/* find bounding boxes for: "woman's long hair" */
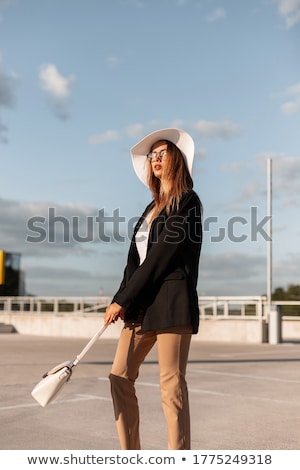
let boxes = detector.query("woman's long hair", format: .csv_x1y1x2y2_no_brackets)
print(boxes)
147,140,193,220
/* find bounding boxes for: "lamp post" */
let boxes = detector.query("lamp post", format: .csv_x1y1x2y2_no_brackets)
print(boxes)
267,158,272,317
267,157,281,343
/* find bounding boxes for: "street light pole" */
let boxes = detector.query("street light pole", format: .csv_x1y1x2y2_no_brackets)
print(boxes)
267,157,272,315
267,157,281,343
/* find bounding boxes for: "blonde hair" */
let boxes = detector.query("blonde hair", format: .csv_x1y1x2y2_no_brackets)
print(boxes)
147,140,193,221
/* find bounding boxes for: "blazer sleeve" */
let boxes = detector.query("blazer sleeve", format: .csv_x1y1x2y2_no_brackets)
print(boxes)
113,191,202,311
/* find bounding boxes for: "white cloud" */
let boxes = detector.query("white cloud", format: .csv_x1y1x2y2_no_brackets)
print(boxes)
89,124,150,145
88,129,120,144
87,118,242,171
194,119,240,140
275,0,300,28
39,64,75,98
205,8,226,23
88,119,240,148
125,123,145,138
89,121,159,145
281,101,300,115
39,64,75,120
280,80,300,115
287,82,300,94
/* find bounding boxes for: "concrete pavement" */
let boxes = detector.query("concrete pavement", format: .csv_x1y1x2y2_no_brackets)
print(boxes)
0,332,300,450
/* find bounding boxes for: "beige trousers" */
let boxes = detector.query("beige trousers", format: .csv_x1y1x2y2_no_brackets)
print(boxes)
109,322,192,450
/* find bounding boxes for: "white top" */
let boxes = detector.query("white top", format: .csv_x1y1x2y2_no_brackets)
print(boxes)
135,210,153,265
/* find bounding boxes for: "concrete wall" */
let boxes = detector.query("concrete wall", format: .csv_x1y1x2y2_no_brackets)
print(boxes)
0,313,272,343
282,317,300,341
197,318,268,343
0,313,123,339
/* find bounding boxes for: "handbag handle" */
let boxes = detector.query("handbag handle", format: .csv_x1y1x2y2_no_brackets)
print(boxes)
72,323,108,367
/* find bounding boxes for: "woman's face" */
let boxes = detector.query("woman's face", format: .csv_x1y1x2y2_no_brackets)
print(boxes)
149,141,168,180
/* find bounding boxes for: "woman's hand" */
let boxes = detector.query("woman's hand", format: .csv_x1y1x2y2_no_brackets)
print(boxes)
104,302,125,325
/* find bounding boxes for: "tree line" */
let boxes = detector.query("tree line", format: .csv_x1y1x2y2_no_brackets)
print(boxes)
271,284,300,316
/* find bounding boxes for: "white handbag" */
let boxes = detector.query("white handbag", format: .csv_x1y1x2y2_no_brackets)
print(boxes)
31,324,107,407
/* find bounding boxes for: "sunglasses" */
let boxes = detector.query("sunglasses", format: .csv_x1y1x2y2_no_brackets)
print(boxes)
146,149,168,162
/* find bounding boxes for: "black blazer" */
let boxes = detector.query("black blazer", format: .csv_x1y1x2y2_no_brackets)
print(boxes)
113,189,202,333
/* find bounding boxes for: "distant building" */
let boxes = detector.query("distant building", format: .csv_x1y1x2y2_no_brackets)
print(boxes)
0,250,23,296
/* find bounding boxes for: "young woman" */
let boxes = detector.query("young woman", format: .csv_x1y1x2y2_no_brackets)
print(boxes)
104,128,202,450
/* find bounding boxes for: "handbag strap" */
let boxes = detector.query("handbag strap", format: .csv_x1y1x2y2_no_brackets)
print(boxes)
72,324,108,367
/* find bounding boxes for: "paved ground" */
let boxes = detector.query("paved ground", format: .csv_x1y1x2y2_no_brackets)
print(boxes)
0,332,300,450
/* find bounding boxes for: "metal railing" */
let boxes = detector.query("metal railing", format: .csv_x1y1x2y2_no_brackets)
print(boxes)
0,296,111,314
198,296,266,319
1,296,300,319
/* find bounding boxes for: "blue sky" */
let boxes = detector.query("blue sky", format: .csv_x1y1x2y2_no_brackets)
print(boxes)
0,0,299,298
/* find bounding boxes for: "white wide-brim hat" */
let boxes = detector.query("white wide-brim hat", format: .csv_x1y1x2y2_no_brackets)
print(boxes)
130,128,195,187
